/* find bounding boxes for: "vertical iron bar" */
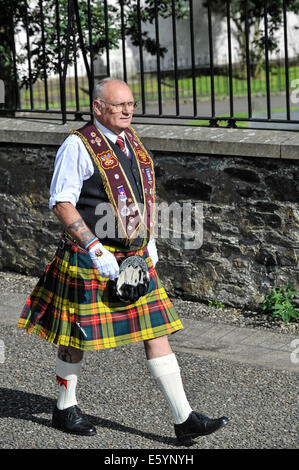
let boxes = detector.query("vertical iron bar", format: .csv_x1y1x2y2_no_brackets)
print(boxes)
189,0,197,117
104,0,110,76
154,0,162,115
207,1,216,122
61,0,75,124
283,0,290,120
226,0,234,118
119,0,127,82
24,0,34,109
244,0,252,118
263,0,271,119
73,0,92,99
39,0,49,110
171,0,179,115
73,20,80,116
87,0,94,112
55,0,65,123
9,3,19,110
137,0,146,114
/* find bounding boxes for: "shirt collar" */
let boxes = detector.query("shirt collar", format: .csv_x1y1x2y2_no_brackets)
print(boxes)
95,119,125,144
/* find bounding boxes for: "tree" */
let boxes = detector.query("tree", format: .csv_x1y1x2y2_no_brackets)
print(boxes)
204,0,299,77
0,0,30,112
0,0,188,113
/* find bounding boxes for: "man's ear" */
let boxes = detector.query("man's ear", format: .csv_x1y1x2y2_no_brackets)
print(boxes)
92,99,103,117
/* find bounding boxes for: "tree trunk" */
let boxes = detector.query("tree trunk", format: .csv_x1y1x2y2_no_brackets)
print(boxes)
0,64,19,117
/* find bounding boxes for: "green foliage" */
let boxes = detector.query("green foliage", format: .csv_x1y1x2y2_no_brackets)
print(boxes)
125,0,188,56
263,282,299,323
0,0,189,90
208,300,225,309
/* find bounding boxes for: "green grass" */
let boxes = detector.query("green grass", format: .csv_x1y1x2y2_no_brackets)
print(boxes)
19,64,299,119
172,65,299,99
128,65,299,101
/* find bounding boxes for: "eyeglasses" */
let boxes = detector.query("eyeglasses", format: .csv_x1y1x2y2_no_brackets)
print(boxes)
98,99,138,113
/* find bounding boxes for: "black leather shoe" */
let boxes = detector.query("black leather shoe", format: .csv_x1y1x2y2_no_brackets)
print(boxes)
52,405,97,436
174,411,229,443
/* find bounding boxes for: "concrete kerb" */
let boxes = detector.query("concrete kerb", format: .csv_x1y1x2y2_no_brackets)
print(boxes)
168,318,299,373
0,118,298,160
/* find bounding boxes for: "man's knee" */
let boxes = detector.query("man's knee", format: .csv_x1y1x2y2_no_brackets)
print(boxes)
58,345,84,363
143,335,172,359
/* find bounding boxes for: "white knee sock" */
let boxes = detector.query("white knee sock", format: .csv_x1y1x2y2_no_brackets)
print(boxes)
147,353,192,424
55,357,82,410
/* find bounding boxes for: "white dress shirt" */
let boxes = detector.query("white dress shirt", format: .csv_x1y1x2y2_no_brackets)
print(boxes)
49,120,130,210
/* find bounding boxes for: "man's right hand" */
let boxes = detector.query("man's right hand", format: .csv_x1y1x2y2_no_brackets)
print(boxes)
88,242,120,280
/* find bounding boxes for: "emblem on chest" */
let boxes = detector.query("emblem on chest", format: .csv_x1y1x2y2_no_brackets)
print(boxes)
97,151,119,170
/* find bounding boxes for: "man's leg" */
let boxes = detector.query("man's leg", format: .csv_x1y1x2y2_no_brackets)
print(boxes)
144,335,228,443
52,345,96,436
144,336,192,425
56,345,83,410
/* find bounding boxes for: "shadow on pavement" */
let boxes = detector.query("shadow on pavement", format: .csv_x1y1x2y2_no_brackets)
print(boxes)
0,388,182,447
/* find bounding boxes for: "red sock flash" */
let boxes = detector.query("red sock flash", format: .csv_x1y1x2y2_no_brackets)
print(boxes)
56,375,68,388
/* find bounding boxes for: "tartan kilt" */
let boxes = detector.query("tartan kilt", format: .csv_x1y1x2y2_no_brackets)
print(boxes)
17,240,183,350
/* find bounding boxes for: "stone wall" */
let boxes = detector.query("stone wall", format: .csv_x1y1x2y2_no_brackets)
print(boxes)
0,119,298,310
154,152,298,309
0,143,60,274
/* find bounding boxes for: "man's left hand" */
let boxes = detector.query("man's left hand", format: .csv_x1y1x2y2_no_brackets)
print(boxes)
147,238,158,267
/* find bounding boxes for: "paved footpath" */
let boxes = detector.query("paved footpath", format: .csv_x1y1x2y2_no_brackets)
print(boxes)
0,292,298,451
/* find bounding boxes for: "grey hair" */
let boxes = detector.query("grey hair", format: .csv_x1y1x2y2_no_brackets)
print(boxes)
92,77,128,101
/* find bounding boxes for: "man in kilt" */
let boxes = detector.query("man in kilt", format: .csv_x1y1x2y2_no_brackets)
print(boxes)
18,78,228,444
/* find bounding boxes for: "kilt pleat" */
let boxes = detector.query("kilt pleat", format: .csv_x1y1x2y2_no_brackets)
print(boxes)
17,241,183,350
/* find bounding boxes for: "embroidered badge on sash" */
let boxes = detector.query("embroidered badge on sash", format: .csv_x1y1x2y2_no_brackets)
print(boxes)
98,151,118,170
145,168,153,184
136,149,151,165
117,185,127,201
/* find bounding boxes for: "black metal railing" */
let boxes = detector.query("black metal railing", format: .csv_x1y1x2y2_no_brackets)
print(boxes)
1,0,299,128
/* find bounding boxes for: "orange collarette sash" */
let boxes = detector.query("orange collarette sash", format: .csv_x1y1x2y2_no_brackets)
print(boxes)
72,123,155,245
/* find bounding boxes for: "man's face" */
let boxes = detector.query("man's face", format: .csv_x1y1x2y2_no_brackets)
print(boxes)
93,81,134,135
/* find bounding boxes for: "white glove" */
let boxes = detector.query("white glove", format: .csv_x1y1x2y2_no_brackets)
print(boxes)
88,242,120,280
147,238,158,267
